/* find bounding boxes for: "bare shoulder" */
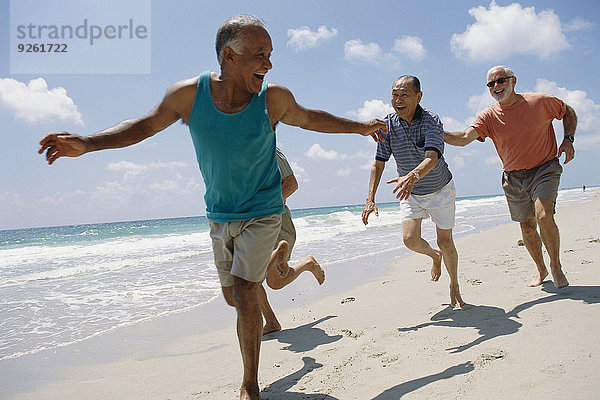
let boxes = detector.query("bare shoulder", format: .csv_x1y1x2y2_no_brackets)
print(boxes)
166,77,198,101
161,76,199,123
267,83,295,103
266,83,299,124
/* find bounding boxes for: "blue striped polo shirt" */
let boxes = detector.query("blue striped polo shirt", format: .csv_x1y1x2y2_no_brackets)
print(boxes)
376,105,452,195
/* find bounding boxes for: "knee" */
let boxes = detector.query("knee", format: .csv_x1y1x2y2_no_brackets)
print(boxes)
520,220,538,238
536,209,555,229
535,199,556,229
437,237,456,254
266,275,284,290
403,234,420,250
232,279,260,310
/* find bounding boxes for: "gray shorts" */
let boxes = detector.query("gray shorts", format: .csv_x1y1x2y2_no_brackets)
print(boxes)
274,205,296,261
209,214,282,287
501,158,562,222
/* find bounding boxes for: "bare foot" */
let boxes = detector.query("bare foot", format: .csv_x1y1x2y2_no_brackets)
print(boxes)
550,266,569,289
527,269,549,287
271,240,290,278
450,282,465,310
240,387,260,400
262,320,281,335
431,249,443,281
306,256,325,285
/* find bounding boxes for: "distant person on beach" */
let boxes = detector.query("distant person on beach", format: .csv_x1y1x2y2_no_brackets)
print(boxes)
444,65,576,290
258,147,324,335
362,75,465,310
38,15,386,400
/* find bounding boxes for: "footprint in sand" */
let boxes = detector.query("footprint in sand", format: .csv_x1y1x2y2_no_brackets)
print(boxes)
542,363,566,375
341,329,363,339
475,349,505,367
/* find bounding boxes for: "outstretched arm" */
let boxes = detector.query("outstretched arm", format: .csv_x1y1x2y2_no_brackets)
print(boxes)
558,104,577,164
444,126,479,147
267,84,387,142
39,79,194,164
362,160,385,225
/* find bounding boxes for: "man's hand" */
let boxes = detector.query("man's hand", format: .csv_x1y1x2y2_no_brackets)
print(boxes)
362,119,387,142
362,200,379,225
558,139,575,164
388,173,418,200
39,132,88,165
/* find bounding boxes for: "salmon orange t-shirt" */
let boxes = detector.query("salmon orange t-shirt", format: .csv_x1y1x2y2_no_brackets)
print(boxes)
471,93,567,171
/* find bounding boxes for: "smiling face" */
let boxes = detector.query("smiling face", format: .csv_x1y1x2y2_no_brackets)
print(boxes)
391,77,422,124
487,67,517,105
229,26,273,94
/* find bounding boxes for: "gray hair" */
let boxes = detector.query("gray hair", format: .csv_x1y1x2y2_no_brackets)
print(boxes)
216,15,266,65
487,65,515,77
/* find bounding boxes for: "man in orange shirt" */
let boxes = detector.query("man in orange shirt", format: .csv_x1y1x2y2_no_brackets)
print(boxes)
444,65,577,290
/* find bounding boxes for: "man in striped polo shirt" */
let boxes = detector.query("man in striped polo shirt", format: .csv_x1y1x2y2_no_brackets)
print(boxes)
362,75,465,309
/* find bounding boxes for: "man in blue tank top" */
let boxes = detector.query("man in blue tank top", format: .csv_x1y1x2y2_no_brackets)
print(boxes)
39,15,386,400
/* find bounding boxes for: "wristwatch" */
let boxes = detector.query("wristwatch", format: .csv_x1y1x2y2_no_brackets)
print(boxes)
565,135,575,143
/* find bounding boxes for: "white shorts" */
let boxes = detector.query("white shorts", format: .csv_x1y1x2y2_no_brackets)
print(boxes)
400,179,456,230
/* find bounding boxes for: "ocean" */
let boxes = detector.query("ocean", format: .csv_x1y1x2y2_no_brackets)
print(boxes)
0,188,593,362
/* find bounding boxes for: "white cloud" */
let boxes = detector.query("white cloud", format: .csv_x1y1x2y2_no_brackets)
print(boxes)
0,78,84,126
344,39,383,63
305,143,348,161
289,161,309,183
150,180,179,191
393,36,426,61
106,160,188,179
40,190,86,206
336,166,352,177
563,17,594,32
344,36,426,66
441,116,472,132
467,88,495,115
0,192,25,208
485,155,502,166
347,99,394,121
576,134,600,148
534,79,600,131
451,1,569,62
287,26,338,50
452,155,466,170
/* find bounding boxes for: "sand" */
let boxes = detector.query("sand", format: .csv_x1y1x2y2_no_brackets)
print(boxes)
5,191,600,400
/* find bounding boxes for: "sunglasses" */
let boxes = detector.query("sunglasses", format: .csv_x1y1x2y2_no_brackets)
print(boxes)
486,76,514,88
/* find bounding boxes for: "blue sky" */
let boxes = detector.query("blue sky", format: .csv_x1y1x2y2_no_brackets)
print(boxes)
1,0,599,229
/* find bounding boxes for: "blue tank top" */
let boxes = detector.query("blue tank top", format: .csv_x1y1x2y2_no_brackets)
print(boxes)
188,71,283,222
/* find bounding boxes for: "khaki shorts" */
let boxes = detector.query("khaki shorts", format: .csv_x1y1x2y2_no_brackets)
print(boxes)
275,205,296,261
501,158,562,222
401,179,456,230
209,214,282,287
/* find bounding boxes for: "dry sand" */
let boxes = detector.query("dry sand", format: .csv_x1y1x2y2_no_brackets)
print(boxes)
7,191,600,400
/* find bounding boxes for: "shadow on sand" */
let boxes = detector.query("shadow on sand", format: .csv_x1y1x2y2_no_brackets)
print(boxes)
261,356,338,399
397,304,521,353
372,361,474,399
509,283,600,317
398,283,600,353
262,315,342,353
261,357,474,400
